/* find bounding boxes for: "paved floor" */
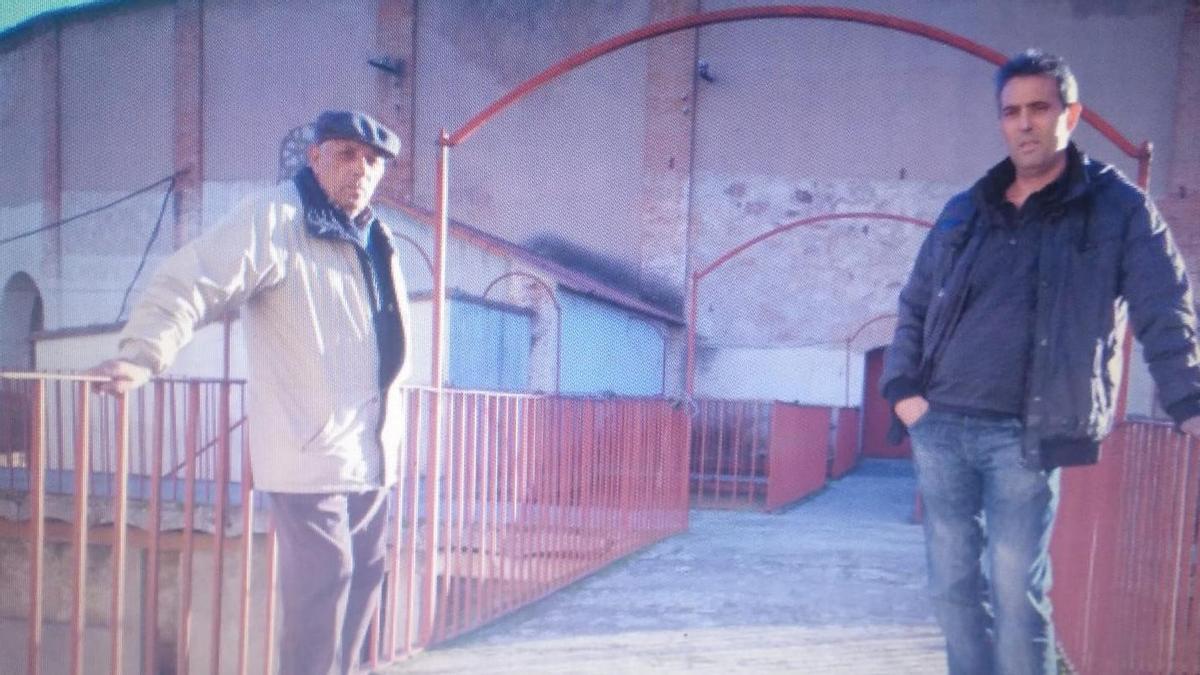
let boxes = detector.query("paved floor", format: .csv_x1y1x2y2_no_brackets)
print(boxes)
383,459,947,674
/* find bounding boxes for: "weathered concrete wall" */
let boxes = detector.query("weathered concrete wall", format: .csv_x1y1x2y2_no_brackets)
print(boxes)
59,4,174,194
411,0,652,268
687,0,1190,404
1,0,1192,409
696,344,865,406
201,0,381,183
692,0,1186,186
0,33,48,207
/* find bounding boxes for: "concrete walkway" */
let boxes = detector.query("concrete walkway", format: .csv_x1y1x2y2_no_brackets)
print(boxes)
384,459,947,674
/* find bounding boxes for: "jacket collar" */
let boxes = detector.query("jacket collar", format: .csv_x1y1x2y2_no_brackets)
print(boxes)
293,167,377,244
973,142,1093,211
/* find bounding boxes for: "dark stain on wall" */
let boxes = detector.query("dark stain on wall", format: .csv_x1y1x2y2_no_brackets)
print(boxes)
525,233,684,313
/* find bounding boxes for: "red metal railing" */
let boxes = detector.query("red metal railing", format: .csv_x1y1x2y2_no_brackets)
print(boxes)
1051,420,1200,674
0,373,688,673
401,391,689,652
1,374,257,675
830,407,861,479
689,399,849,510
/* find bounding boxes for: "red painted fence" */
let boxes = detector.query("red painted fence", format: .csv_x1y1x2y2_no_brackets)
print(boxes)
830,407,861,479
0,373,689,674
689,399,860,510
1052,419,1200,674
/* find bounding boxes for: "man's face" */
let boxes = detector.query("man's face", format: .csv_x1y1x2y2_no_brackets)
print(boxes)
306,138,388,218
998,74,1081,178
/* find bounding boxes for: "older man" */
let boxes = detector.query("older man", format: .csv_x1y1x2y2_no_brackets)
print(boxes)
882,50,1200,674
91,110,412,675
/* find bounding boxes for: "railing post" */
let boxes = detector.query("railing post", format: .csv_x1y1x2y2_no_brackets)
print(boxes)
110,391,131,675
144,382,165,675
69,381,91,675
237,384,255,675
27,379,45,675
209,381,231,675
178,381,200,675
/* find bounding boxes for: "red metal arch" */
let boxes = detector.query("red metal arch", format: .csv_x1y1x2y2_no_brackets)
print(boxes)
445,4,1147,163
841,313,899,407
694,212,933,282
433,5,1154,398
687,212,931,396
481,271,564,393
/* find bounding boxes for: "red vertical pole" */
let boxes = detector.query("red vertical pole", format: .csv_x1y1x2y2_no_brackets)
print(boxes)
554,399,571,582
261,516,278,675
383,390,407,661
110,391,131,675
749,402,763,504
27,379,45,675
143,382,165,675
685,275,698,398
625,402,639,545
383,396,404,659
178,382,200,675
1172,434,1200,672
433,392,458,641
458,394,475,632
401,390,423,654
383,489,400,660
695,400,708,505
533,397,550,594
236,394,255,675
441,389,458,634
628,401,640,544
601,400,613,551
684,276,699,513
421,131,451,646
471,396,488,625
54,382,66,493
765,403,778,511
485,396,500,611
209,382,231,675
1116,142,1153,424
500,396,514,611
713,401,727,506
731,401,744,506
520,397,536,603
1136,141,1152,190
69,380,90,675
579,400,596,567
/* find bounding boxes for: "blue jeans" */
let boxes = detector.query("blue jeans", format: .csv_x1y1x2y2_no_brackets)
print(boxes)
908,410,1060,675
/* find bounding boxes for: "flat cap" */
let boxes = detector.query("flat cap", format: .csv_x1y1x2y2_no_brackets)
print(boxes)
313,110,400,159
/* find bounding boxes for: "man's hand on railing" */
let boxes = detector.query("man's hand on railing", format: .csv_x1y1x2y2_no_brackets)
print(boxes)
1180,415,1200,438
86,359,153,395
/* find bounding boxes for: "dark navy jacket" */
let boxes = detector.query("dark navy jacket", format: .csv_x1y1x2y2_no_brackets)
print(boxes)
881,144,1200,469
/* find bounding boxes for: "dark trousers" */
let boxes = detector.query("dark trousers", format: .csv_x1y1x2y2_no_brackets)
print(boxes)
269,489,389,675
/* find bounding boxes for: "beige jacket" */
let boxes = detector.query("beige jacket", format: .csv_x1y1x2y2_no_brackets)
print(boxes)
118,181,413,492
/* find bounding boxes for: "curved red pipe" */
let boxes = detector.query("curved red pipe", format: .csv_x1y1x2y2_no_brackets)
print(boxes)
696,211,933,281
447,5,1145,160
482,271,564,394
